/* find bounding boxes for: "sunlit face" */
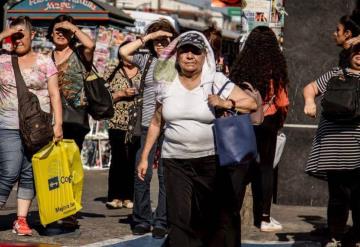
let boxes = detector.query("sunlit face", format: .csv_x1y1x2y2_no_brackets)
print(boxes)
153,37,171,57
177,44,206,75
11,24,34,55
334,23,351,46
52,22,73,47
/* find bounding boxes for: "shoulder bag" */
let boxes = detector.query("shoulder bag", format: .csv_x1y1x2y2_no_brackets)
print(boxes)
321,69,360,122
12,55,53,155
51,51,89,129
125,56,153,143
75,49,114,121
212,81,257,166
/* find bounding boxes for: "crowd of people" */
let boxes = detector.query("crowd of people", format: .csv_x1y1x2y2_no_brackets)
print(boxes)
0,9,359,247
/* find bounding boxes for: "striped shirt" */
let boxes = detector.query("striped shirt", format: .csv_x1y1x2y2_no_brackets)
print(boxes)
305,67,360,179
132,53,158,127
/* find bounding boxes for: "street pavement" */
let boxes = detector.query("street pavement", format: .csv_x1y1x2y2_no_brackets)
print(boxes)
0,170,334,246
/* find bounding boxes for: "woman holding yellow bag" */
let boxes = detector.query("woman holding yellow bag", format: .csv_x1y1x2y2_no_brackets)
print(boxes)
0,16,62,236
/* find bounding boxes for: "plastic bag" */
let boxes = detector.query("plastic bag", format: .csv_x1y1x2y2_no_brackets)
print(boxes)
32,139,83,226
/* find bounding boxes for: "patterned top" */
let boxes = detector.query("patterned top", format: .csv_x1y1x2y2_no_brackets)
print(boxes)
0,51,57,129
103,66,141,130
56,50,87,108
305,67,360,180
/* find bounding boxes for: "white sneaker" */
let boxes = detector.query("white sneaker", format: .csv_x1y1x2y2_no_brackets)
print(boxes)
260,217,283,232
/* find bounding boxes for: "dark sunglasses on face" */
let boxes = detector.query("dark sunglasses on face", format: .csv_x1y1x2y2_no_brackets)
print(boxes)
153,38,170,47
55,27,73,36
177,45,204,55
11,32,24,42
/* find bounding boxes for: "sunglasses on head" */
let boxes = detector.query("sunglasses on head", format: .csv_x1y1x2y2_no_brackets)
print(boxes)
177,45,204,55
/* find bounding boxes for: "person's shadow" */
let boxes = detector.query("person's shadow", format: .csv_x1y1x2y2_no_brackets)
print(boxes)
276,215,328,244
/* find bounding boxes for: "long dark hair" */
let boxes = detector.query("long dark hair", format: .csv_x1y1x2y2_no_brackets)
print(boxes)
229,26,289,98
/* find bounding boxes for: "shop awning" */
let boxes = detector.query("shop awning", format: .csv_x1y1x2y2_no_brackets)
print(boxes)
176,17,207,32
6,0,134,27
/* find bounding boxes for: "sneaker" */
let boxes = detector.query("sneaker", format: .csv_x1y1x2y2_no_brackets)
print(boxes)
123,200,133,209
12,218,32,236
260,217,283,232
132,224,151,235
152,227,167,239
105,199,123,209
325,238,342,247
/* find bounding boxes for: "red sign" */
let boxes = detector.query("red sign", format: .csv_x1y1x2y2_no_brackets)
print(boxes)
211,0,243,7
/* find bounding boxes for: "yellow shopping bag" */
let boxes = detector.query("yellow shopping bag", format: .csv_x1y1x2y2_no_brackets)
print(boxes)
32,139,83,226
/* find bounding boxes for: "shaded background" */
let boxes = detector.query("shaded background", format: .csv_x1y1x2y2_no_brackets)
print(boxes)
277,0,356,206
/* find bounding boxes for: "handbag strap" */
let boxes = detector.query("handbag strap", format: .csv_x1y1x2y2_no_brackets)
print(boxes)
11,55,29,98
212,80,232,96
138,56,153,97
107,62,123,84
120,66,135,88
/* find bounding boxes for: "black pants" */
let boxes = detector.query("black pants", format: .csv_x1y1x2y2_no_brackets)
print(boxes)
108,129,140,201
163,156,218,247
63,123,89,151
250,113,280,225
209,165,249,247
327,169,360,240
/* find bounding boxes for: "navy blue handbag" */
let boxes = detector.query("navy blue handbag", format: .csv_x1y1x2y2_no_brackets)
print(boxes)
212,82,257,166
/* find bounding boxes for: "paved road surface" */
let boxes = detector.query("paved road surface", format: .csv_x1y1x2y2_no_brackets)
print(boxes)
0,170,333,246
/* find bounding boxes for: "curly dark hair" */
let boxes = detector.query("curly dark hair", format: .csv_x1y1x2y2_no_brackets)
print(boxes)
229,26,289,99
145,18,178,56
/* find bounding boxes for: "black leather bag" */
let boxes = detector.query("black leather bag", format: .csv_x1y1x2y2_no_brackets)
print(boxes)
123,56,153,142
61,94,89,129
75,50,114,121
12,55,53,154
322,69,360,122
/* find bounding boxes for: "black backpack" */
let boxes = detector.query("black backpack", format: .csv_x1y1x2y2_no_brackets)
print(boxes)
321,69,360,122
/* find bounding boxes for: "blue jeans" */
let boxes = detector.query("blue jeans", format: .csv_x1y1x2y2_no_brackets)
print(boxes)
0,129,34,204
133,127,167,229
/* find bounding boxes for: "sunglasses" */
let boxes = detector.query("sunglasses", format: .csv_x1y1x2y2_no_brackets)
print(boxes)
153,38,170,47
11,32,24,41
55,27,73,36
177,45,204,55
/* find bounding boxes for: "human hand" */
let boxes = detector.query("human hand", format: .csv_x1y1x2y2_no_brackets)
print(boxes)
53,124,63,142
137,159,148,181
54,21,78,34
304,101,316,118
0,26,22,40
124,88,138,97
344,35,360,49
145,30,173,42
208,94,232,109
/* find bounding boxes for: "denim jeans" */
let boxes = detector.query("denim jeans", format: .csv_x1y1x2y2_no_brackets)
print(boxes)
133,126,167,229
0,129,34,204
